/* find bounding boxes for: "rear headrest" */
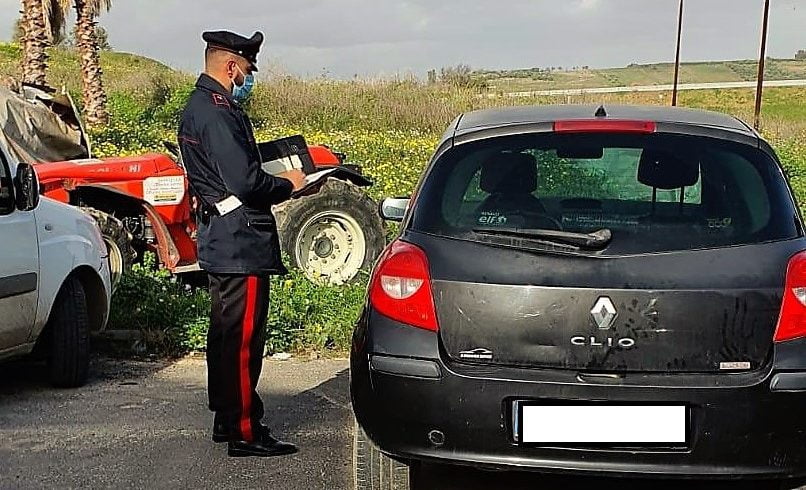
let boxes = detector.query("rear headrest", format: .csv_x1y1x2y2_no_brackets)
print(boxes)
480,152,537,194
637,149,699,190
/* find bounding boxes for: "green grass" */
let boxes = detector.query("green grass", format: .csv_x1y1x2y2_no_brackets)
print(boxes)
109,253,367,356
0,42,179,95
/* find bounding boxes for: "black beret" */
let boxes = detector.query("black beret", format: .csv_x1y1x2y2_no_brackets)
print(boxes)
203,30,263,71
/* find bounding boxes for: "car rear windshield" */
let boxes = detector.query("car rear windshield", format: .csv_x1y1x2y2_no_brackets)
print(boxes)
410,132,800,255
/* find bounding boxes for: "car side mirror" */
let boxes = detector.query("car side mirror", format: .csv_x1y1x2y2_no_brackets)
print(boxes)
380,197,410,222
14,163,40,211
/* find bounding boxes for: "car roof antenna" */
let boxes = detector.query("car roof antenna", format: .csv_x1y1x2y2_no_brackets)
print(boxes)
595,105,607,118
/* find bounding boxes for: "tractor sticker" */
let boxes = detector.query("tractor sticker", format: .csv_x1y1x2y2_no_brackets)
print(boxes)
143,176,185,206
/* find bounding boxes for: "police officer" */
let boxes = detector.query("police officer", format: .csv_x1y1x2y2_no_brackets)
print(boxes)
178,30,304,458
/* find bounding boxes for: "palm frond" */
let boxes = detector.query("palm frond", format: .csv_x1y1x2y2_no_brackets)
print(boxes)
42,0,69,43
86,0,112,17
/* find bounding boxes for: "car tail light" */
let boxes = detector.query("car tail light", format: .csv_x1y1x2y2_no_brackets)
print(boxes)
774,251,806,342
553,120,656,133
369,240,438,331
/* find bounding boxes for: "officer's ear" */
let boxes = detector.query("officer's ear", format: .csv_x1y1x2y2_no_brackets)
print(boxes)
229,59,248,84
225,59,238,80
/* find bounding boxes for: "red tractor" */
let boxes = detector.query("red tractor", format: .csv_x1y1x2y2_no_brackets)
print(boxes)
5,85,385,286
36,144,386,286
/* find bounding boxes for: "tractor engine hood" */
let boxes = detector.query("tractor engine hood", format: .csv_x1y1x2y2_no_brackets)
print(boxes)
35,154,179,184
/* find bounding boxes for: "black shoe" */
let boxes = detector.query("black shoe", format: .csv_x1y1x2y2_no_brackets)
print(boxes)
214,421,272,443
227,434,298,458
212,421,229,443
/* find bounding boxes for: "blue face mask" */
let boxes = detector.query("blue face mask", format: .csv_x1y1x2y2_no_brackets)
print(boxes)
232,66,255,102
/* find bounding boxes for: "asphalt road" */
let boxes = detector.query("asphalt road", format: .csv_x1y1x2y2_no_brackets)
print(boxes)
0,357,352,490
0,356,802,490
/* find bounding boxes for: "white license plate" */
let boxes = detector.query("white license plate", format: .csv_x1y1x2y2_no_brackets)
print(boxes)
517,403,688,446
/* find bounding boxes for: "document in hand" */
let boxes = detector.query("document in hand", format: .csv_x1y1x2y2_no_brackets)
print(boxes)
291,168,339,197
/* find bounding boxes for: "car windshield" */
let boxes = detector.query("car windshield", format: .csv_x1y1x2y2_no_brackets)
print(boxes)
410,132,800,255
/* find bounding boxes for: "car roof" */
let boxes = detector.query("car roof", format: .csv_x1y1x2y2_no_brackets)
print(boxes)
454,104,754,135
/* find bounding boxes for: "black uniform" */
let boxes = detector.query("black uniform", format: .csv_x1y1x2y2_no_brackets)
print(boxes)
178,60,292,441
179,74,291,275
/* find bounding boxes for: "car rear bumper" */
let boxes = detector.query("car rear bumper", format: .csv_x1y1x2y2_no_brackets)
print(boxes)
350,316,806,480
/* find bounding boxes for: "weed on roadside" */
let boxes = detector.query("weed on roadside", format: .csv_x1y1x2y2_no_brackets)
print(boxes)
109,253,368,357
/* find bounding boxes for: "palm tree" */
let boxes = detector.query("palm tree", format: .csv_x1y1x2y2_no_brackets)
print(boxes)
20,0,111,124
19,0,68,86
57,0,111,125
19,0,48,86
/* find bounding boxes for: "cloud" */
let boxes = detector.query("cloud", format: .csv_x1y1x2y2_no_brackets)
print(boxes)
578,0,600,11
0,0,803,78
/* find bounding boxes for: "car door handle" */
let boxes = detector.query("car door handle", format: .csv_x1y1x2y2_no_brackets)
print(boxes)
44,223,53,232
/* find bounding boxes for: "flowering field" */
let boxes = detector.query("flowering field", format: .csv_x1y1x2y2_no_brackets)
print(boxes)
254,125,437,200
92,81,804,356
89,82,806,212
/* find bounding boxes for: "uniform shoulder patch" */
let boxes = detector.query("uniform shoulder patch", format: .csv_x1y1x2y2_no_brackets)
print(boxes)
211,93,231,108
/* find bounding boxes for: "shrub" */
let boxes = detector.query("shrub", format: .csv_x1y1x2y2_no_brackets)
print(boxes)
770,132,806,215
440,64,487,89
267,267,368,355
88,91,174,157
146,77,195,128
108,253,210,355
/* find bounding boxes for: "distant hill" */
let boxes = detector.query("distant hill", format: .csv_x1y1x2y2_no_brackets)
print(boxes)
474,58,806,92
2,43,804,96
0,43,181,94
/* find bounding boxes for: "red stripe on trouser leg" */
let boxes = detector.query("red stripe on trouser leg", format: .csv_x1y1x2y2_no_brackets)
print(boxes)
239,276,258,441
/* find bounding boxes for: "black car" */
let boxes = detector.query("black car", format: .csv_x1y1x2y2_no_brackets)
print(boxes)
350,104,806,489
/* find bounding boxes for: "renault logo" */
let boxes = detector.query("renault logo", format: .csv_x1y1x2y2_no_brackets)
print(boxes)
591,297,617,330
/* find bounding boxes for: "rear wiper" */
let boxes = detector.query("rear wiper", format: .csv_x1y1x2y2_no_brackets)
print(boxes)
472,226,612,250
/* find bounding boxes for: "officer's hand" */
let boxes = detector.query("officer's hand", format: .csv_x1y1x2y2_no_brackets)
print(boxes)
278,169,306,192
291,180,325,199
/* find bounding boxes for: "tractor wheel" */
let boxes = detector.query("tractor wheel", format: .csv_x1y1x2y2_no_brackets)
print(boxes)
275,179,385,285
82,207,136,290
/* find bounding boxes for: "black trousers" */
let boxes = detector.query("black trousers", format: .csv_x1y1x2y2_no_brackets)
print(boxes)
207,274,270,442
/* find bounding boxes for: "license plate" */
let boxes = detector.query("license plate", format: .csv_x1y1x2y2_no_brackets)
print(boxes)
515,402,689,446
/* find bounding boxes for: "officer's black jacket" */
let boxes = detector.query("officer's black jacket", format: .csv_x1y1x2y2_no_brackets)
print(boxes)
178,74,293,275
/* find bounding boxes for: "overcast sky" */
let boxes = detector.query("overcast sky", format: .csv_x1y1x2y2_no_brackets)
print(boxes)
1,0,804,79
